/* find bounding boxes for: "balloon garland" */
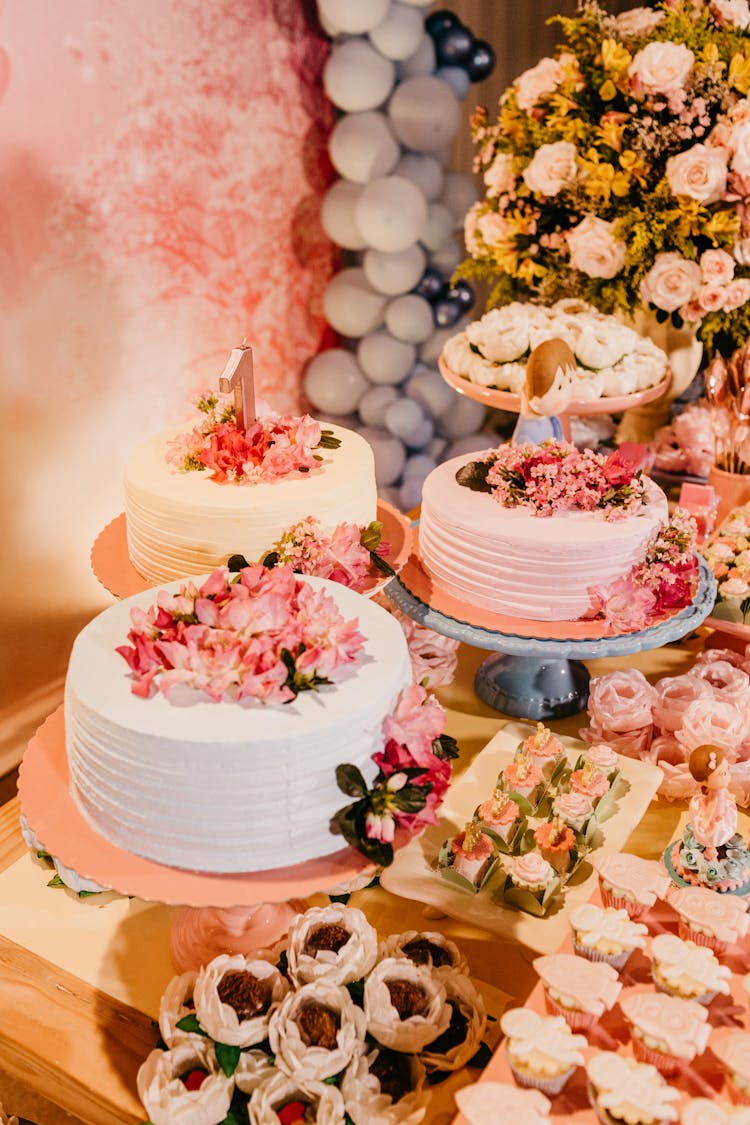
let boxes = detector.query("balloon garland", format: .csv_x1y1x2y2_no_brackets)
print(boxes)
306,3,496,510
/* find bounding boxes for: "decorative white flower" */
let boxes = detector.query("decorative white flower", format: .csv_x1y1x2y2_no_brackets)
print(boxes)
233,1048,275,1096
515,56,565,111
483,152,516,198
575,324,632,369
629,41,694,94
158,970,199,1048
268,980,366,1083
666,143,728,204
566,215,626,280
341,1046,429,1125
248,1070,346,1125
640,252,702,312
465,307,530,363
615,7,666,36
137,1040,233,1125
364,957,450,1053
419,970,487,1072
193,954,290,1048
730,121,750,179
286,903,378,987
442,332,476,376
599,365,638,397
463,203,483,256
523,142,578,197
711,0,750,29
476,209,514,248
378,930,469,975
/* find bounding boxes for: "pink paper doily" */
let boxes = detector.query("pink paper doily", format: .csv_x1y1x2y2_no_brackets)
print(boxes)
18,707,373,907
91,499,412,600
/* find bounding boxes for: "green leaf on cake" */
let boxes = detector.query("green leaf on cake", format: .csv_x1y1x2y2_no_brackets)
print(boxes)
317,429,342,449
215,1041,241,1077
391,783,431,814
336,764,368,798
455,459,493,492
227,554,250,572
360,521,383,553
176,1013,208,1037
47,874,65,888
433,733,459,760
260,551,279,569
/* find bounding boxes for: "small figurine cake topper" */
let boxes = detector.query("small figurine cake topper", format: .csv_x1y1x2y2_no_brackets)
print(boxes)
511,337,577,446
219,342,255,432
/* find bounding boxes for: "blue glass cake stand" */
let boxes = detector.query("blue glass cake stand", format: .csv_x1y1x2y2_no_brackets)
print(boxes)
385,559,716,721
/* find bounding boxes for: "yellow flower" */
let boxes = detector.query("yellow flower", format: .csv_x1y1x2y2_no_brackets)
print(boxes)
703,43,720,66
730,52,750,95
599,38,631,76
619,150,649,187
547,92,579,118
599,79,616,101
705,208,741,240
598,118,624,151
580,152,630,202
517,256,546,285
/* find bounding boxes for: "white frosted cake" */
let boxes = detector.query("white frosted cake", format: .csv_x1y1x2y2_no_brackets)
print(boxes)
125,417,377,584
65,572,412,873
419,447,669,622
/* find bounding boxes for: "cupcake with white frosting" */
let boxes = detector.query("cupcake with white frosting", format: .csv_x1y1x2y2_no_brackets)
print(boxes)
419,970,486,1073
620,992,710,1076
534,953,622,1032
137,1039,234,1125
364,957,450,1053
193,953,290,1048
681,1099,750,1124
569,902,647,971
501,1007,586,1096
268,980,366,1083
378,930,469,975
247,1069,346,1125
711,1029,750,1108
341,1047,428,1125
286,904,378,987
552,791,594,834
651,932,731,1005
586,1051,679,1125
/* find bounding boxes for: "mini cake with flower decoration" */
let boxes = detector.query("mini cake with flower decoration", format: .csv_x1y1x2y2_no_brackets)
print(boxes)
125,360,377,585
569,761,611,802
552,791,594,834
501,750,545,805
63,563,456,874
440,821,496,889
475,788,522,844
534,818,577,874
522,723,565,778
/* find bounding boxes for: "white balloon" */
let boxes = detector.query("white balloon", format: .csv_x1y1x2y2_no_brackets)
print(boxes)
406,364,456,417
396,33,436,79
399,477,424,511
358,384,400,427
318,0,392,36
359,426,407,486
388,76,461,152
403,452,437,481
397,0,432,6
419,202,455,253
321,180,367,250
394,153,444,202
357,329,416,384
386,294,435,343
369,3,424,60
324,40,396,113
447,433,495,458
329,111,400,184
436,66,471,100
384,397,426,440
429,238,463,274
323,268,388,337
303,350,369,415
355,175,428,252
405,414,434,449
437,395,487,439
441,171,480,222
363,243,426,295
419,318,468,363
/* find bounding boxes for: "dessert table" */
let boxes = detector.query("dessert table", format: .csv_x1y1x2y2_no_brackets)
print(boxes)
0,627,739,1124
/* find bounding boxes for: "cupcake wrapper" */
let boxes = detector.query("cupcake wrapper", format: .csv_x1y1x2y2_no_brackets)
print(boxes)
652,973,717,1006
599,886,648,919
631,1035,680,1075
543,988,595,1032
510,1059,575,1096
728,1078,750,1107
573,941,631,971
677,918,728,955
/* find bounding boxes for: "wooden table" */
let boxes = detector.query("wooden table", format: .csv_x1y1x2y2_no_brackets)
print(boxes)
0,635,712,1124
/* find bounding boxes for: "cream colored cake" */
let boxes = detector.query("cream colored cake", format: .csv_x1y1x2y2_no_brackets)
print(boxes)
65,574,412,873
418,453,668,621
125,420,377,584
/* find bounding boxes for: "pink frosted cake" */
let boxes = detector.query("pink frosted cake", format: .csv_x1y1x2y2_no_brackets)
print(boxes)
418,442,668,622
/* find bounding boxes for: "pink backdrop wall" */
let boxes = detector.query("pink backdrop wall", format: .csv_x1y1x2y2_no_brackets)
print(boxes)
0,0,334,725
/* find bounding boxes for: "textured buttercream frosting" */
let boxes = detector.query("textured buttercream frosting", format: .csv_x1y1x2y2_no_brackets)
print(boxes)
65,575,412,873
418,453,668,621
125,421,377,584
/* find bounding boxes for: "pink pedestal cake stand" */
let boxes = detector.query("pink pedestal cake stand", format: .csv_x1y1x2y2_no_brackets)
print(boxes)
18,708,374,972
438,355,671,440
90,499,412,599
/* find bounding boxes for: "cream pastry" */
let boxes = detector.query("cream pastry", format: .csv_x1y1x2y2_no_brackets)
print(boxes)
501,1007,586,1096
586,1051,679,1125
534,953,622,1031
594,854,672,918
620,992,710,1075
552,791,594,833
666,883,750,953
651,932,731,1004
509,853,556,896
569,902,647,970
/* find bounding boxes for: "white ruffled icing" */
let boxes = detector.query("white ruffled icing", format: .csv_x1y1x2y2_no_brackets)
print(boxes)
587,1052,679,1122
247,1070,346,1125
194,954,290,1048
364,957,450,1053
569,903,648,952
500,1007,586,1069
286,904,379,987
269,980,366,1083
651,932,731,995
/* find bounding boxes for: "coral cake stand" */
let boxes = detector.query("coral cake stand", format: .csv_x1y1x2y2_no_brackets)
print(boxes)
387,538,716,719
19,708,374,972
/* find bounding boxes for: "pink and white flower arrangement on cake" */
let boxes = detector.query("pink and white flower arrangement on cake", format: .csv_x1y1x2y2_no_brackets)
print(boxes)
165,389,340,484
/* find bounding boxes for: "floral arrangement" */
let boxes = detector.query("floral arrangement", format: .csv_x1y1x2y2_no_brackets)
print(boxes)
373,593,460,690
117,564,364,703
332,684,458,868
457,439,648,517
704,499,750,619
650,400,714,477
166,390,340,484
587,506,700,631
580,652,750,806
138,904,489,1125
462,0,750,351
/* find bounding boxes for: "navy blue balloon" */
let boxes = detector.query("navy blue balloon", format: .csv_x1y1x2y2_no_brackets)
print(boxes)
447,280,475,311
434,24,473,67
433,296,464,328
467,39,496,82
425,9,460,38
415,267,447,303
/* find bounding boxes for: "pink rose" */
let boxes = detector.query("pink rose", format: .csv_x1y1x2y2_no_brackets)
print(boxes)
648,733,688,768
652,674,713,733
675,698,749,758
588,669,657,731
381,684,446,762
658,760,699,802
729,760,750,806
375,595,459,689
602,444,650,486
587,578,657,634
666,143,728,204
672,405,715,478
566,215,626,280
483,153,516,197
523,141,578,197
477,209,513,247
581,722,653,759
615,7,665,35
700,248,735,286
695,647,749,670
640,253,701,313
515,56,565,111
629,41,694,95
697,284,727,313
723,278,750,309
710,0,750,28
691,661,750,708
